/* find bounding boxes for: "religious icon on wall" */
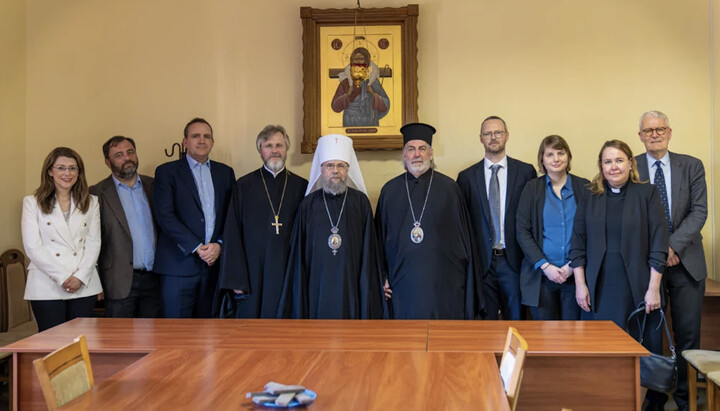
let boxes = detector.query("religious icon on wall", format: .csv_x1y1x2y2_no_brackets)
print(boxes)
300,5,419,152
324,28,399,133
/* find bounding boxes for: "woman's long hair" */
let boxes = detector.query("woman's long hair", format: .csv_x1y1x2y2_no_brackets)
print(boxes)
589,140,640,195
34,147,90,214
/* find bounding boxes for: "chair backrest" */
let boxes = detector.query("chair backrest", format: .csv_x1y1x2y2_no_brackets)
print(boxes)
499,326,528,411
33,335,94,409
0,249,33,332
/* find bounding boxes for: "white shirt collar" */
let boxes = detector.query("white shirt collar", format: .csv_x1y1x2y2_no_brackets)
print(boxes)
484,155,508,170
646,151,670,167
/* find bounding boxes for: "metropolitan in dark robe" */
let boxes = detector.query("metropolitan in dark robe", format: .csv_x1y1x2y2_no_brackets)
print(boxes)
277,133,384,320
217,167,307,318
375,123,479,320
277,188,384,319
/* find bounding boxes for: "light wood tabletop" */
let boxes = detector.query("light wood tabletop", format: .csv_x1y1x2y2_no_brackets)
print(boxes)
60,349,510,411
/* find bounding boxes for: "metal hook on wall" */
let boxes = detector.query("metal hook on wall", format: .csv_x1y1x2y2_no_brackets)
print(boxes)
164,142,185,159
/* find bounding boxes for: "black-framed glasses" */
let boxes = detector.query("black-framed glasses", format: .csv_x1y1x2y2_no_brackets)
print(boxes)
641,127,669,137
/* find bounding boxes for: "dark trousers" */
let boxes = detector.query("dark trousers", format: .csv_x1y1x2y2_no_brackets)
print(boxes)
530,276,580,320
161,270,217,318
663,263,705,409
105,270,163,318
31,296,97,332
483,253,524,320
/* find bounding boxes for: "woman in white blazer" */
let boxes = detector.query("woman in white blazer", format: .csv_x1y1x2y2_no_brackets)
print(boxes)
21,147,103,331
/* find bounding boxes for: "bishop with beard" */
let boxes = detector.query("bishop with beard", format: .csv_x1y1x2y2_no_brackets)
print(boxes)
277,134,384,319
375,123,480,319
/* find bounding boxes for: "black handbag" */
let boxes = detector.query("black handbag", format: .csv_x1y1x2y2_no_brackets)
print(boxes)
626,303,677,392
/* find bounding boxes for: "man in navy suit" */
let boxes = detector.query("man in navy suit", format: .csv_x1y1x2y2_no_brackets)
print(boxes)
635,110,707,411
457,116,535,320
153,118,235,318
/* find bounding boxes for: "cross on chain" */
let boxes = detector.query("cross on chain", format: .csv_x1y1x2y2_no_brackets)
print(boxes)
272,215,283,235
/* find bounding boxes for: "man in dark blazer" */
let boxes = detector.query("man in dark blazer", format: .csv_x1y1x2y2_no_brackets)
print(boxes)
635,110,707,411
153,118,235,318
91,136,162,318
457,116,536,320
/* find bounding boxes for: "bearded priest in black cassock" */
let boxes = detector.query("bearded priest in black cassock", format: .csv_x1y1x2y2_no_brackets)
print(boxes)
277,134,384,319
375,123,481,319
216,125,308,318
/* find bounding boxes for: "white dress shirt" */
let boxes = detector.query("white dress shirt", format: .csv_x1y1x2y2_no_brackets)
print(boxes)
484,155,508,248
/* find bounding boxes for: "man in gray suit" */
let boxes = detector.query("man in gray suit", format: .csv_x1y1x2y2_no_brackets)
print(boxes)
635,110,707,411
90,136,162,318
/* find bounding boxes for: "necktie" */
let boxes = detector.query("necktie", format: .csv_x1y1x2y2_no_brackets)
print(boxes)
654,160,672,232
489,164,502,248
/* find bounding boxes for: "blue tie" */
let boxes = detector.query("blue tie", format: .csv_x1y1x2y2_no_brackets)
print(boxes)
489,164,502,248
654,160,672,232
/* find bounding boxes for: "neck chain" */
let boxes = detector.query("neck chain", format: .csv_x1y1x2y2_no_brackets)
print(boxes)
323,189,348,255
405,169,434,244
260,168,288,235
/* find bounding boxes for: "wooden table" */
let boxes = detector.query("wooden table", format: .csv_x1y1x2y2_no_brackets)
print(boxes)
701,279,720,350
3,318,646,411
60,349,509,410
428,321,646,410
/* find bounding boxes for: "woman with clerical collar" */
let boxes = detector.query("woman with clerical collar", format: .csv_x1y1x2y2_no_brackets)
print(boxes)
569,139,669,408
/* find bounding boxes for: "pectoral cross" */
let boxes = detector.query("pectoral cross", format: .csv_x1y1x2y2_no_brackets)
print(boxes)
272,215,282,235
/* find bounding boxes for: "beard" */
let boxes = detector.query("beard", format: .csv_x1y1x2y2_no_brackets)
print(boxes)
112,160,138,180
264,156,285,173
405,158,431,176
485,142,506,155
321,175,348,195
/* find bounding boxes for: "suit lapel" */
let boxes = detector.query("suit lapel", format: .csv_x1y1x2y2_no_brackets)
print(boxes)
101,177,132,238
474,160,492,222
210,161,222,214
636,155,649,181
505,157,517,213
669,152,682,225
179,159,203,210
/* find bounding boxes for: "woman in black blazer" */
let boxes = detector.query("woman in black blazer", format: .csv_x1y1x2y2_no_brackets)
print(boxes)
569,139,668,408
516,135,589,320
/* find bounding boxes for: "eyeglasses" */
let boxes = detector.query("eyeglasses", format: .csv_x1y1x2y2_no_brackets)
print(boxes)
641,127,669,137
322,162,348,171
53,165,79,173
480,130,507,139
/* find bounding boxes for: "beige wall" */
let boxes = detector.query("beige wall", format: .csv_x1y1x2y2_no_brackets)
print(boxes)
0,0,26,252
6,0,717,275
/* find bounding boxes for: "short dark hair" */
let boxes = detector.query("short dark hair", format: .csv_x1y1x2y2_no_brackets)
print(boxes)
102,136,136,159
537,135,572,174
183,117,213,139
481,116,508,132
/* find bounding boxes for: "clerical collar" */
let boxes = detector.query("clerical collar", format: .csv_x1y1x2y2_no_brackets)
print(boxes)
606,181,627,194
263,165,285,178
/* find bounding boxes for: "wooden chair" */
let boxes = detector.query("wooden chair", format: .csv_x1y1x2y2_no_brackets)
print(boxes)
684,349,720,411
499,326,528,411
706,371,720,411
33,335,94,409
0,249,38,409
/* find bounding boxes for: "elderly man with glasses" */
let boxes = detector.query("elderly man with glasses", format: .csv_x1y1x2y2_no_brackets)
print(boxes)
634,110,708,411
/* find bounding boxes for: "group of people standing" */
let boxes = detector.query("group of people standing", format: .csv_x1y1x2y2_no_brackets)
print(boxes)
21,111,706,410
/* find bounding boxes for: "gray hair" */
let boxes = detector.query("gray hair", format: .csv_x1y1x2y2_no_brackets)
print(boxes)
256,125,291,152
639,111,670,131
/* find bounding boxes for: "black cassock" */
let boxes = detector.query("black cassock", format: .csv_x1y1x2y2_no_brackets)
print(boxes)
277,188,384,319
375,170,479,319
217,168,308,318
